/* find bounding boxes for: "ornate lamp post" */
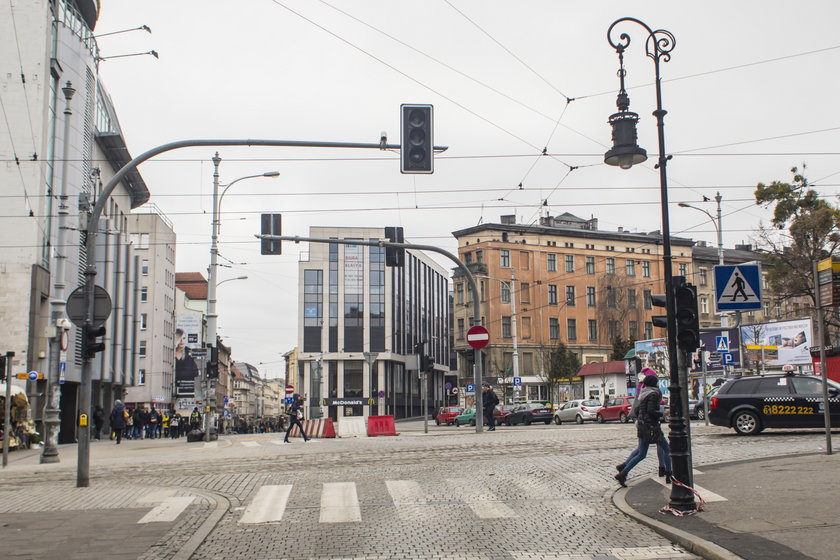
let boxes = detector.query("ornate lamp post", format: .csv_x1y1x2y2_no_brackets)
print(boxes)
605,17,695,512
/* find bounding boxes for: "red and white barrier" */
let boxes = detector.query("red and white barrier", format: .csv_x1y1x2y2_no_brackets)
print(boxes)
288,418,336,438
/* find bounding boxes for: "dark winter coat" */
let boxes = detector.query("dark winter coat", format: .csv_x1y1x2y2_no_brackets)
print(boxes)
632,386,663,439
110,404,126,429
482,388,499,412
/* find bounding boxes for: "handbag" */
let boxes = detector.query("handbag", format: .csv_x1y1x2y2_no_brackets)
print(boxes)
641,422,662,444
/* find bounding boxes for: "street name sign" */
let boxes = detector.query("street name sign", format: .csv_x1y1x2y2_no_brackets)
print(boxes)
714,264,762,311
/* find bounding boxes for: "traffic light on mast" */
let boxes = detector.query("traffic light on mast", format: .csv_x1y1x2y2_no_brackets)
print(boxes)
384,226,405,267
649,292,669,330
673,276,701,352
400,104,433,174
82,324,106,360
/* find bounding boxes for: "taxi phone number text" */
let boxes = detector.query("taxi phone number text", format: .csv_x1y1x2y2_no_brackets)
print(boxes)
762,405,814,415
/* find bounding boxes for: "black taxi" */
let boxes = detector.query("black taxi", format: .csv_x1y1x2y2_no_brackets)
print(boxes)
708,373,840,435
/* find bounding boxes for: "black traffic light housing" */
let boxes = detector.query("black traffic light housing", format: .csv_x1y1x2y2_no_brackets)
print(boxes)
0,354,5,382
649,292,669,329
260,213,282,255
206,345,219,379
82,324,106,359
401,104,433,174
673,276,700,352
420,354,433,372
384,226,405,267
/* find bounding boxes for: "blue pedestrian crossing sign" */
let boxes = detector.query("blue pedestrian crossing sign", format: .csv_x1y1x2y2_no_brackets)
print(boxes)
715,336,729,352
714,264,762,311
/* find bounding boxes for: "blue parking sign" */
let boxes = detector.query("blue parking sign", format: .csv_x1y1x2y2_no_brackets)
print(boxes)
513,377,522,386
466,383,475,394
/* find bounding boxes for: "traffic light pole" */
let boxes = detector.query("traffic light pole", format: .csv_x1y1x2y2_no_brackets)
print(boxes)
2,352,14,468
259,234,485,433
76,137,448,486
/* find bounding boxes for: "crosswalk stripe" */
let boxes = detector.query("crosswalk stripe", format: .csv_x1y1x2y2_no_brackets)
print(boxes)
267,440,285,446
188,441,218,450
320,482,361,523
240,441,260,447
137,496,194,523
385,480,427,520
240,485,292,524
447,478,517,519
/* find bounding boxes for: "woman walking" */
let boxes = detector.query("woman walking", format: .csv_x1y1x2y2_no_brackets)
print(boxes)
615,373,671,487
283,394,309,443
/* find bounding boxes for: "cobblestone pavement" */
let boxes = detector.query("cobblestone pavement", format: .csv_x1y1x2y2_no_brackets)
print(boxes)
0,422,833,559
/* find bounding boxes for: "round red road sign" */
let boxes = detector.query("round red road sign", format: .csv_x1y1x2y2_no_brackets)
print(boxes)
285,385,295,394
466,325,490,349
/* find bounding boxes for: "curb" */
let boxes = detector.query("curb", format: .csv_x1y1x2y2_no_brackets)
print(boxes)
611,483,743,560
171,488,231,560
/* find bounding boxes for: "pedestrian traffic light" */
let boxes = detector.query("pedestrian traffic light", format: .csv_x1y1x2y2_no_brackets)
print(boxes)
82,324,106,359
260,213,282,255
420,354,433,372
384,226,405,267
400,104,433,174
649,292,669,329
673,277,700,352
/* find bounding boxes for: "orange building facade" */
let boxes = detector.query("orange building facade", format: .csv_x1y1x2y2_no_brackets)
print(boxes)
451,213,694,403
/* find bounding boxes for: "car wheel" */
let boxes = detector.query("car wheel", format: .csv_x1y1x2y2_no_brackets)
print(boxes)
697,408,705,420
596,414,605,424
575,414,584,424
525,419,532,426
619,412,628,423
543,419,551,425
553,416,562,425
455,419,460,427
435,419,440,426
733,410,761,435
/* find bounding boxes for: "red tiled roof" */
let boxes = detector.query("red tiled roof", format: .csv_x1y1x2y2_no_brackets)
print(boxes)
578,360,626,377
176,272,207,300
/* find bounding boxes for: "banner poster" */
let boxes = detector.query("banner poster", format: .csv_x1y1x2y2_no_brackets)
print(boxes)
690,328,742,373
634,338,670,396
740,318,813,367
175,315,203,397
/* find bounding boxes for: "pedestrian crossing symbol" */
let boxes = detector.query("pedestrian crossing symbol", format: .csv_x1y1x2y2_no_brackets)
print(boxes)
716,336,729,352
714,264,762,311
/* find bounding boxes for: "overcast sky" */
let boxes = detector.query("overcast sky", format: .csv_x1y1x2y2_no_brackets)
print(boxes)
95,1,840,378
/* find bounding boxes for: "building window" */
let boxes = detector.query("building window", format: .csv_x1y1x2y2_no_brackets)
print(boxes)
480,281,486,302
141,259,149,275
502,316,512,338
520,251,530,270
140,286,148,302
678,262,687,276
700,268,708,286
475,250,483,263
565,285,575,306
701,296,709,314
456,283,464,305
586,286,596,307
549,318,559,340
548,285,558,305
588,319,598,342
521,316,531,339
565,255,575,273
628,289,637,308
608,320,618,341
501,249,510,268
501,283,511,303
644,289,652,310
464,252,472,264
645,321,653,339
567,319,577,340
520,283,530,303
547,254,557,272
607,286,616,308
606,258,615,275
140,313,148,330
139,340,147,357
626,259,636,276
138,369,145,385
586,256,595,274
629,321,639,340
642,261,651,278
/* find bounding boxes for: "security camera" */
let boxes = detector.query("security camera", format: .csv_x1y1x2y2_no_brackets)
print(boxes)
56,318,72,330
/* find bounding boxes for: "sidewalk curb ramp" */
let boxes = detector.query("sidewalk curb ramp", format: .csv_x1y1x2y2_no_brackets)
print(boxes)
610,479,743,560
288,418,336,438
367,415,399,436
171,487,230,560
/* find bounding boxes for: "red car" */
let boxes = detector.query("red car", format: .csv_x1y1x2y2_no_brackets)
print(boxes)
596,396,635,423
493,404,515,424
435,406,463,426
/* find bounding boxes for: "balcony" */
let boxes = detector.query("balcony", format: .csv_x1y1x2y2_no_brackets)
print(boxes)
452,261,488,279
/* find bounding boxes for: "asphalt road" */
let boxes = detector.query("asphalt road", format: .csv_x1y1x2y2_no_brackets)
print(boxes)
0,419,833,560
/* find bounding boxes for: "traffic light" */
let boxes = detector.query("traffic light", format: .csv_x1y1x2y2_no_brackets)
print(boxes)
401,104,433,174
384,226,405,267
0,355,5,382
673,277,700,352
649,292,669,329
82,324,106,359
260,213,282,255
420,354,433,372
206,345,219,379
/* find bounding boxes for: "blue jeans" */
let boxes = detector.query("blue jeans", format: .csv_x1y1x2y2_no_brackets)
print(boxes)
621,430,672,475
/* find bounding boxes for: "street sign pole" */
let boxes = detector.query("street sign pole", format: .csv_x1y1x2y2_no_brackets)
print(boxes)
2,352,14,468
813,260,833,455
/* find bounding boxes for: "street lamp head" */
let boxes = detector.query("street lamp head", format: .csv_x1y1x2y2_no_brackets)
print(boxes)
262,171,280,177
604,93,647,169
678,202,691,208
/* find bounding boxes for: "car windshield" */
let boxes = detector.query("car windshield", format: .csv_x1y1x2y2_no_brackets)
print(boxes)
500,405,515,411
582,400,601,407
527,403,545,410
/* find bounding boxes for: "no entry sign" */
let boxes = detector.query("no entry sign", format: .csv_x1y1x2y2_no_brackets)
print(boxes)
285,385,295,394
466,325,490,349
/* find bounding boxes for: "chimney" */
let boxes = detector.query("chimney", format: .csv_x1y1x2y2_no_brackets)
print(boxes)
735,244,752,251
617,226,624,232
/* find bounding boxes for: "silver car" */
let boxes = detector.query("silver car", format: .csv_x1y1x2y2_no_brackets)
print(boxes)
553,399,603,424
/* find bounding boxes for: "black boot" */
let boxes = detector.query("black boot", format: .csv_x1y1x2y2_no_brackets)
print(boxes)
659,466,666,477
616,463,625,472
614,472,627,487
665,472,672,484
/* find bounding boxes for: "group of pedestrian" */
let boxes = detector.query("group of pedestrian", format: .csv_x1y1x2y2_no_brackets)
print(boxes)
106,401,188,443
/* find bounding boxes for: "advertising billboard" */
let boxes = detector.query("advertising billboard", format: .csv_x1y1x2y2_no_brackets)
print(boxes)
690,328,742,373
175,314,203,397
740,318,813,367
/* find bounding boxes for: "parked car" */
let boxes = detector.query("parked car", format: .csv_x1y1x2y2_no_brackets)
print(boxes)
596,396,634,423
435,406,463,426
493,404,516,424
454,408,476,427
664,398,703,420
709,373,840,435
504,403,553,425
553,399,603,424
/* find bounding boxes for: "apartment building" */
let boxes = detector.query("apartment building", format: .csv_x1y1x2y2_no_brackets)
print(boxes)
451,213,694,401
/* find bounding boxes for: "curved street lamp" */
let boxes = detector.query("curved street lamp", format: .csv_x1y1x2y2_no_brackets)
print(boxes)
604,17,696,513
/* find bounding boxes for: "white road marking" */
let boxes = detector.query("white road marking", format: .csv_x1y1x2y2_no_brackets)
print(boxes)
447,478,517,519
188,441,218,450
652,477,727,502
385,480,427,520
240,440,260,447
137,496,194,523
136,489,176,504
320,482,361,523
239,485,293,524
